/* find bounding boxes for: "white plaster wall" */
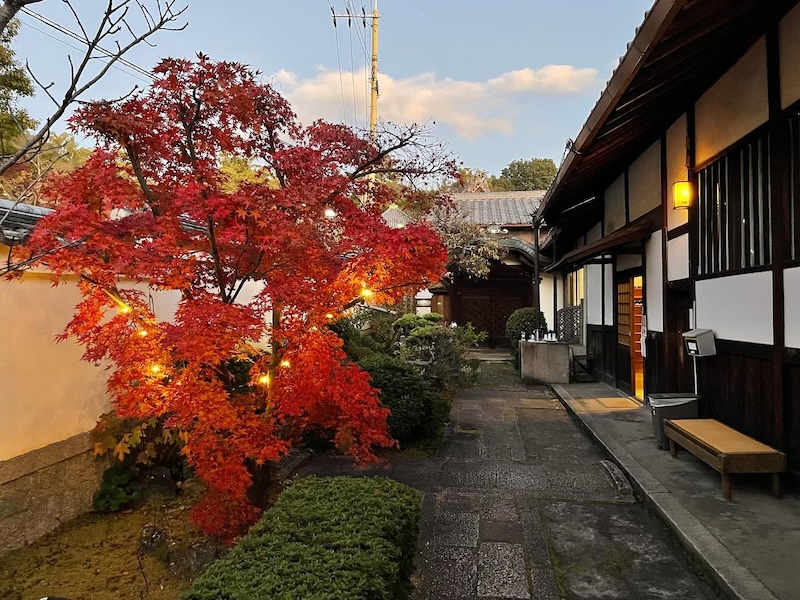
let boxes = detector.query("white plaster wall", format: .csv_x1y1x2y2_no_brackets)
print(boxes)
784,267,800,348
666,114,689,230
586,264,603,325
780,3,800,109
604,174,626,235
539,274,556,332
695,37,768,166
645,231,664,332
667,234,690,281
129,283,181,322
604,262,614,325
628,141,661,222
695,271,773,344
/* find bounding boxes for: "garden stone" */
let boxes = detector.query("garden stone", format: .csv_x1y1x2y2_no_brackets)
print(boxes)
139,524,168,552
176,476,206,496
167,540,219,575
138,466,177,498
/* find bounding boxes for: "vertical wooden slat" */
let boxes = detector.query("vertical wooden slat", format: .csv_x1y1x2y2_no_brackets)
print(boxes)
728,152,742,269
720,158,729,271
767,17,786,451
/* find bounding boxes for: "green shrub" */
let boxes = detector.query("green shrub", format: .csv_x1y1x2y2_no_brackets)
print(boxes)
422,312,444,323
182,476,421,600
328,318,380,361
93,464,141,512
505,307,547,359
401,321,485,387
358,354,434,440
391,312,431,337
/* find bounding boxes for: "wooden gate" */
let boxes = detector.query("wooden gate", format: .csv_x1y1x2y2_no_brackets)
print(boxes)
450,264,533,348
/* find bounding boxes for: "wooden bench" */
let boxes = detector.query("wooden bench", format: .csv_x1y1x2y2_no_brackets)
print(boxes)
664,419,786,500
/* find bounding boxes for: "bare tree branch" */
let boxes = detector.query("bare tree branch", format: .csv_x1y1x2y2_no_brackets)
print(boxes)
0,0,187,177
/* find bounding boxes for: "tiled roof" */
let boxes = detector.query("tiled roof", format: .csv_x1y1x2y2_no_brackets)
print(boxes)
381,204,414,229
0,198,52,245
451,191,544,226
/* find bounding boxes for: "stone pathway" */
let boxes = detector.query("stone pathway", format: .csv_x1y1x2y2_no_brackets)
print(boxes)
296,359,720,600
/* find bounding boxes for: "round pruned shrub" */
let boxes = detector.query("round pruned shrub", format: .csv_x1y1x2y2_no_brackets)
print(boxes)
328,318,380,361
506,307,547,358
358,354,435,441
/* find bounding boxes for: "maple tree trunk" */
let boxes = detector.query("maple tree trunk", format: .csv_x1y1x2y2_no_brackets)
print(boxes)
0,1,41,38
245,459,276,509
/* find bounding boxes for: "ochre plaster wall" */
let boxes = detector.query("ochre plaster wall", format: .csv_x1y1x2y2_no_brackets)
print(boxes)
666,114,689,231
780,2,800,109
628,140,661,222
695,37,768,167
604,174,626,235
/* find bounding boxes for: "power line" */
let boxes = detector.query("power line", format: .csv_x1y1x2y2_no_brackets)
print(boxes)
331,1,377,131
19,19,152,85
20,7,155,80
346,7,358,127
329,4,350,125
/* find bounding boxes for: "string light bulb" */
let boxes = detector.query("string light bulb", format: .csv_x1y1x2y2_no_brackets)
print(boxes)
257,374,270,385
280,359,291,368
137,329,148,337
118,304,131,315
360,286,374,299
150,364,162,374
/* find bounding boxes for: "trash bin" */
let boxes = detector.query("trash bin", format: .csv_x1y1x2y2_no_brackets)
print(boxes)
649,393,700,449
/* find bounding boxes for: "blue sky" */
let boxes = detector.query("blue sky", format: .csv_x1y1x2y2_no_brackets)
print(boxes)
13,0,653,176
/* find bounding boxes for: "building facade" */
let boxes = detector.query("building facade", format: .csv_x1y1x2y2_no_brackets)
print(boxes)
539,0,800,475
426,191,560,347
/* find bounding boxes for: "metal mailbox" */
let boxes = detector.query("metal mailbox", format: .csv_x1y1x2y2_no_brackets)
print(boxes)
682,328,716,357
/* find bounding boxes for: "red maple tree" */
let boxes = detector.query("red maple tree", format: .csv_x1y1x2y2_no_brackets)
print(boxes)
21,55,453,538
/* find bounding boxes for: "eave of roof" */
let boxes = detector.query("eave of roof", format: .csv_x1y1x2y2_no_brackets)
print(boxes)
451,191,544,226
539,0,798,228
0,198,53,245
544,222,650,272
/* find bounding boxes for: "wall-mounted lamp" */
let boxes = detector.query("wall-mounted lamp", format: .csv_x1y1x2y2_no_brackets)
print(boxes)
672,180,692,210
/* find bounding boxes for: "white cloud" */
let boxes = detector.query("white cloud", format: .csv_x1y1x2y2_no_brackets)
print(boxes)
269,65,598,140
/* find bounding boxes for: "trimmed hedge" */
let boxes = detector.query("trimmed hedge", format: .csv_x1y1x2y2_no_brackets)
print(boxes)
181,476,421,600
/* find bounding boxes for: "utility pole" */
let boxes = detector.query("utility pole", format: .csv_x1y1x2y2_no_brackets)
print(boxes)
369,0,379,141
331,1,380,141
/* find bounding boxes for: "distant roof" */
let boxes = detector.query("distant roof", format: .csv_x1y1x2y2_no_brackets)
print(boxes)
451,191,543,226
381,204,414,229
0,199,52,246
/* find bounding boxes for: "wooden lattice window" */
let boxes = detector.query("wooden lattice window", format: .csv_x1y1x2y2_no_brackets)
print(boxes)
697,131,771,275
617,281,631,346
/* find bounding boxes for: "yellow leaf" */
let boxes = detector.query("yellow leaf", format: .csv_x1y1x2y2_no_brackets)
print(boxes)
114,442,131,462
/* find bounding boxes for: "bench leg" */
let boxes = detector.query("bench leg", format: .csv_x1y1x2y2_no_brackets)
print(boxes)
668,438,677,458
772,473,782,498
721,473,732,500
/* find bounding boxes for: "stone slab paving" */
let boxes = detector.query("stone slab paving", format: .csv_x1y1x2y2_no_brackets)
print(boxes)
297,359,720,599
